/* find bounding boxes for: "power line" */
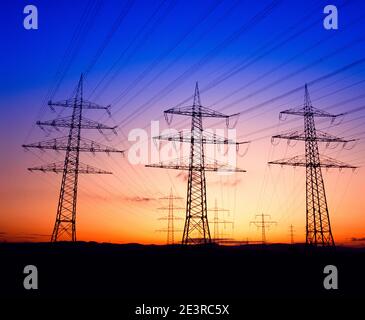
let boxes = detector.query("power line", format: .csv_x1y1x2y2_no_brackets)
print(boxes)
23,0,102,144
114,0,282,128
89,0,174,100
83,0,136,78
109,0,225,108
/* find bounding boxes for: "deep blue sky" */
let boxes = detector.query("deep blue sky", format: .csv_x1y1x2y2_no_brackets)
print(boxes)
2,0,365,106
2,0,365,161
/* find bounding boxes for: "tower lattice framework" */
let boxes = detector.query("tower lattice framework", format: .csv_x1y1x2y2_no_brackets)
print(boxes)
157,188,184,244
208,199,232,243
147,83,247,244
269,84,356,246
23,75,124,242
250,214,276,244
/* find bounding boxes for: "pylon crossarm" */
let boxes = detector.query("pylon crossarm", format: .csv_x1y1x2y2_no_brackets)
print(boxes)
318,155,357,169
272,130,356,143
158,196,183,200
37,116,117,131
164,105,235,118
146,159,246,172
28,161,112,174
269,154,357,169
48,99,111,114
280,106,339,118
154,130,248,145
23,136,124,154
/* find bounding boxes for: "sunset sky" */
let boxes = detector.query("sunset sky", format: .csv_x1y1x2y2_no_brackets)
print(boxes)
1,0,365,245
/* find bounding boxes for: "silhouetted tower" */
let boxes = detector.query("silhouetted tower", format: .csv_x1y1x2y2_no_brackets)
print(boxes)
23,75,124,242
157,188,184,244
208,199,233,243
146,83,247,244
250,214,277,244
269,84,356,246
289,224,295,244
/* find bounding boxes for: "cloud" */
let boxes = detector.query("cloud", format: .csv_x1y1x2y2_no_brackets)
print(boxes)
351,237,365,242
13,233,49,239
81,193,157,203
0,231,7,238
176,174,241,187
0,232,49,241
176,172,188,182
123,196,156,203
13,235,39,240
213,178,242,187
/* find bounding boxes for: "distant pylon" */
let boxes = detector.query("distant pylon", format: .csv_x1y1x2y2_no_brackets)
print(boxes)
157,188,184,244
289,224,295,244
146,83,247,245
208,199,233,243
250,214,277,244
269,84,357,247
23,75,124,242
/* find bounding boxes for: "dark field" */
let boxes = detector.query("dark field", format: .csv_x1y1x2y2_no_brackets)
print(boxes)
0,242,364,301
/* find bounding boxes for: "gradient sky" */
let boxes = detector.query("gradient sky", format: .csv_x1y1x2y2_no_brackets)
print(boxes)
1,0,365,245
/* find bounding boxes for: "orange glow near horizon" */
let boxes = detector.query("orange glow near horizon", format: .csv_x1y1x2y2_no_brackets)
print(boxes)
1,110,364,246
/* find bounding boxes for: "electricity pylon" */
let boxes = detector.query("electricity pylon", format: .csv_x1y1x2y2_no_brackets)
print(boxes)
23,75,124,242
146,83,247,245
250,214,277,244
156,188,184,244
208,199,233,243
289,224,295,244
269,84,357,246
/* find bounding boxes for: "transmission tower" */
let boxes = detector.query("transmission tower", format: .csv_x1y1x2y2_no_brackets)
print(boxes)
156,188,184,244
289,224,295,245
268,84,357,246
23,75,124,242
250,214,277,244
146,83,247,245
208,199,233,243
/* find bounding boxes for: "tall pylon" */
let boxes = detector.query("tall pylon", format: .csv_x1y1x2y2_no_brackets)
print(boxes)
23,75,124,242
208,199,233,243
157,188,184,244
269,84,357,246
289,224,295,245
250,214,277,244
146,83,247,245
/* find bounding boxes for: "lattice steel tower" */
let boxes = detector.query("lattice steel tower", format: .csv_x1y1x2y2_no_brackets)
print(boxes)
146,83,247,244
157,188,184,244
289,224,295,245
250,214,277,244
208,199,232,243
23,75,124,242
269,84,356,246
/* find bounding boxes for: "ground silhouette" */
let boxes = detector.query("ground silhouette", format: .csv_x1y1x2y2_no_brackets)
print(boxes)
0,242,364,300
